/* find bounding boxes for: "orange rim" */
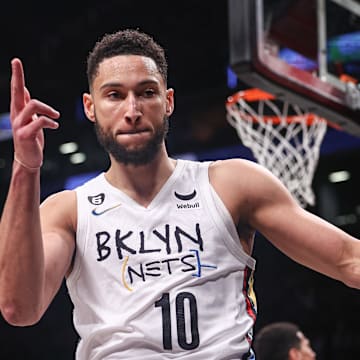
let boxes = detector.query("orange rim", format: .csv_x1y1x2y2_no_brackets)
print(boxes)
226,88,275,104
237,113,326,126
226,88,342,130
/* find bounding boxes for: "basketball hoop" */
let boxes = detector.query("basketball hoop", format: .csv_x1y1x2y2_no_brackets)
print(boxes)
226,88,328,208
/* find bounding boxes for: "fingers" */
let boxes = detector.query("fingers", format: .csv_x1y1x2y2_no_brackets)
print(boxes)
11,100,60,146
10,58,60,146
10,59,59,123
12,98,60,128
10,58,26,118
16,116,58,142
24,87,31,104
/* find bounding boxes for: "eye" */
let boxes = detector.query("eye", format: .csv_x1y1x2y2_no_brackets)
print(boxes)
143,88,156,98
107,91,122,100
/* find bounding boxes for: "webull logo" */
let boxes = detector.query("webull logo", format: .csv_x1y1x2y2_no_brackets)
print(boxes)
176,202,200,209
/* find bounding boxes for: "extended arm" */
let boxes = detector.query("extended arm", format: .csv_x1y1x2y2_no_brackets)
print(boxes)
0,164,44,324
251,178,360,288
0,59,74,326
210,159,360,288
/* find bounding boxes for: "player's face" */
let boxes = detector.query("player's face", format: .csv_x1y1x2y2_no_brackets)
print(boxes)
84,55,174,165
294,331,316,359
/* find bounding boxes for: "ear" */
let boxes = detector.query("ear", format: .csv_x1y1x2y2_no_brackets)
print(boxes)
83,93,95,122
165,88,175,116
288,348,300,360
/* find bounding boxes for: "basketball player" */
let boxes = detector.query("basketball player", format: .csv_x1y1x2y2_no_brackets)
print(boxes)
1,29,360,359
253,322,316,360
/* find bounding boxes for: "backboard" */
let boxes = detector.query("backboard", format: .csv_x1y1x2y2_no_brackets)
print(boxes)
228,0,360,136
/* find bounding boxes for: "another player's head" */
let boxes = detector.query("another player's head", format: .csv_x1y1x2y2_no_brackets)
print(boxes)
253,322,316,360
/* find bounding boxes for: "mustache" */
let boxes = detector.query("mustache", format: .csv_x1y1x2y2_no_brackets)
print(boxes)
93,115,169,166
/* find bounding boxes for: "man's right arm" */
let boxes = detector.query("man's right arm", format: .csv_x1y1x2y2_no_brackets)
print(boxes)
0,58,68,326
0,165,75,326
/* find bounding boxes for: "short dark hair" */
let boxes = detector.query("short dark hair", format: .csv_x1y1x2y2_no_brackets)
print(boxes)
86,29,168,89
253,322,301,360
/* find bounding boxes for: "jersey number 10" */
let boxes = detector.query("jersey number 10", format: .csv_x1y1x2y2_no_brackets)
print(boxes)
155,292,200,350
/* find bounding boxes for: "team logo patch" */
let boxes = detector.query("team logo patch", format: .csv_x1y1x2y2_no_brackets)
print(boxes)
174,189,197,201
88,193,105,205
174,189,200,209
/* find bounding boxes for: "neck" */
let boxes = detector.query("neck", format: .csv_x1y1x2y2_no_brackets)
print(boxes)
105,147,176,206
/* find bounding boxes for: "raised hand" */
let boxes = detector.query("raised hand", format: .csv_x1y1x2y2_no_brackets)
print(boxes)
10,58,60,171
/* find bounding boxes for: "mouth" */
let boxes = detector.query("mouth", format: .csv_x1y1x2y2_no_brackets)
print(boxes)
117,128,149,135
116,129,152,144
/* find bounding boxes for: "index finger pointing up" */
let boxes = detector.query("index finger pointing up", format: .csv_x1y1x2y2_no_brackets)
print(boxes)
10,58,26,119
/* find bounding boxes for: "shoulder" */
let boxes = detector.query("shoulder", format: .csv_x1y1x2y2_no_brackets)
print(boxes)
40,190,77,232
41,190,77,209
208,158,295,224
208,158,276,187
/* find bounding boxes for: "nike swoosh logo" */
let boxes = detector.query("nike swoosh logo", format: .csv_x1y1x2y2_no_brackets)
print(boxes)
92,203,121,216
174,190,197,201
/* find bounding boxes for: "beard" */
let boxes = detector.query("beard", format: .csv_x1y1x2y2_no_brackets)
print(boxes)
94,115,169,166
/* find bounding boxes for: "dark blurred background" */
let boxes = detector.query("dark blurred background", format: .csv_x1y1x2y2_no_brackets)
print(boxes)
0,1,360,359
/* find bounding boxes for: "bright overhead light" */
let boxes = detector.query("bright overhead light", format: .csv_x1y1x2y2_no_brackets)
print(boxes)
59,142,79,154
70,152,86,164
335,213,357,226
328,170,351,183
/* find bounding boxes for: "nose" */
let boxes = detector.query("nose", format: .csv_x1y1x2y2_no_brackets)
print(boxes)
124,93,141,124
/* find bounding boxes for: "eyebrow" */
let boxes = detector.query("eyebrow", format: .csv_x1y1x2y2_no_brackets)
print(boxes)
99,79,160,91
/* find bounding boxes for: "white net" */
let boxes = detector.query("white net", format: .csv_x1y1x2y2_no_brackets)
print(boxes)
226,89,328,208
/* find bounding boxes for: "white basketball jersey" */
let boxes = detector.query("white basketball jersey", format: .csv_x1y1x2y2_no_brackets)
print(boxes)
66,159,257,360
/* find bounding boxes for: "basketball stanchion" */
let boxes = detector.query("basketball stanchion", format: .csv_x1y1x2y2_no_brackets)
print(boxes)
226,88,330,208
